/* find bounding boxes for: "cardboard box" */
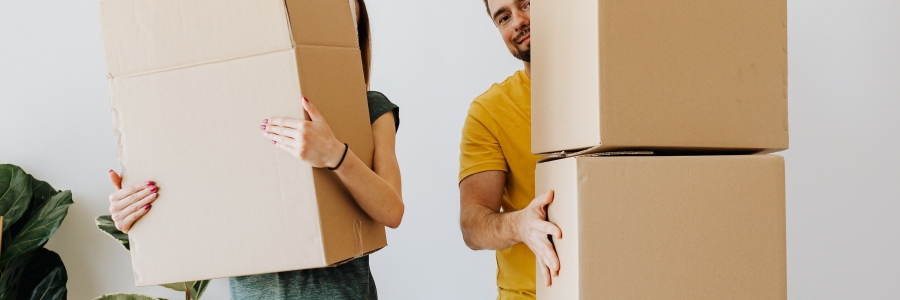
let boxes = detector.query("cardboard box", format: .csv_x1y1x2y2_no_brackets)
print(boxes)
99,0,385,286
536,155,786,299
531,0,789,155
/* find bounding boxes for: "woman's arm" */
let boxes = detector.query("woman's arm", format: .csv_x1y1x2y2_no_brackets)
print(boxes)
332,112,403,228
263,97,404,228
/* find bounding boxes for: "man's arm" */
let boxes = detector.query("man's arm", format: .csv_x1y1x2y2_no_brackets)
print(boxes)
460,171,520,250
459,170,563,286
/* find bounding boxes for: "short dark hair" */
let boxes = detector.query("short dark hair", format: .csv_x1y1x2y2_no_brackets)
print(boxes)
483,0,491,17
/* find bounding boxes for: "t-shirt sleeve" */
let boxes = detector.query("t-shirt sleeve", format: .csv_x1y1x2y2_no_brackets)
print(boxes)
459,102,508,183
367,91,400,131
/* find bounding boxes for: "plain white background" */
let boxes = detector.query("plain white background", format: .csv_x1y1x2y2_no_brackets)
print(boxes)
0,0,898,299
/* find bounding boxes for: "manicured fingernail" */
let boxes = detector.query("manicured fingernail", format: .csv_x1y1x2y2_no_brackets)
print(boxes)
144,204,151,211
303,96,309,102
147,181,155,186
150,186,159,192
262,119,268,124
272,140,277,144
109,169,113,173
260,125,266,130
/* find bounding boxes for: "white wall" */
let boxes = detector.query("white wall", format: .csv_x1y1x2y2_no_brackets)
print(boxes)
0,0,898,299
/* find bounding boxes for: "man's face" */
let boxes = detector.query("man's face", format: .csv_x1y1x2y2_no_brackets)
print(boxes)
487,0,531,62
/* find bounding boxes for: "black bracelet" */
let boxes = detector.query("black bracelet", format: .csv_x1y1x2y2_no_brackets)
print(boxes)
329,143,349,171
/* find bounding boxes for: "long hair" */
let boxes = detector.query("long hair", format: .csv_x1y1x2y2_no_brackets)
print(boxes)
357,0,372,89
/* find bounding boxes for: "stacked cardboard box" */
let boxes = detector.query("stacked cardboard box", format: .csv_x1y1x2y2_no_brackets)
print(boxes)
98,0,384,286
532,0,788,299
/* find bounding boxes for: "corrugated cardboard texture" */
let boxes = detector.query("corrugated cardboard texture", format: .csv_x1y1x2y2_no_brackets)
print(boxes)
536,155,786,300
532,0,789,154
100,0,382,286
295,46,385,265
99,0,293,78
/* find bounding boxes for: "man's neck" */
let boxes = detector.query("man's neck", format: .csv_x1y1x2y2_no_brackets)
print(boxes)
524,62,531,78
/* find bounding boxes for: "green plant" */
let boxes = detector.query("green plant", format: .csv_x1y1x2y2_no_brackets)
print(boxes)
0,164,73,300
94,294,165,300
96,215,209,300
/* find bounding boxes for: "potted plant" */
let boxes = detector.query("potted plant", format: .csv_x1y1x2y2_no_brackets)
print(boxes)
0,164,73,300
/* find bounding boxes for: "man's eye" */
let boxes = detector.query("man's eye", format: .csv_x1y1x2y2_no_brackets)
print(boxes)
499,15,510,25
524,1,530,10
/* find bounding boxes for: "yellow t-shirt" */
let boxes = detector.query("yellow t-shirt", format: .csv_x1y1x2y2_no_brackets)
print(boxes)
459,70,541,300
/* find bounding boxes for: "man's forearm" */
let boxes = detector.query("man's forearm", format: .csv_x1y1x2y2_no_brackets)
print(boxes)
460,203,522,250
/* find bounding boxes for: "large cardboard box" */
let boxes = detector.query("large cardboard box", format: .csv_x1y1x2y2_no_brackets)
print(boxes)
99,0,386,286
531,0,789,155
536,155,786,299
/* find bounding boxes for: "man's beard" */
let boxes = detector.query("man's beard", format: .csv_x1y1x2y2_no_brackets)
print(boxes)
513,47,531,62
511,27,531,62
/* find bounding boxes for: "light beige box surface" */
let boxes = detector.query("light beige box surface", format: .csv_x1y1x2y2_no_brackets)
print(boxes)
536,155,786,300
99,0,385,286
532,0,789,155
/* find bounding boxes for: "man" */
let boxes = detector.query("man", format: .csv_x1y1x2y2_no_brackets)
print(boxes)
458,0,561,299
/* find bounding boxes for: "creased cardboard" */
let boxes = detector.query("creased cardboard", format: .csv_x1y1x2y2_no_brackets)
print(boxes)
532,0,789,155
535,155,786,299
99,0,385,286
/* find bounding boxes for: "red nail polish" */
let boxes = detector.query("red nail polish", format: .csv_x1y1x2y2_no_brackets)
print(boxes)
263,119,268,124
303,96,309,102
147,181,155,186
260,125,266,130
108,169,114,173
272,140,277,144
144,204,152,211
150,186,159,192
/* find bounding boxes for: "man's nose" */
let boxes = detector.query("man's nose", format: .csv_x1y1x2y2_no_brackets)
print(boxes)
511,11,530,31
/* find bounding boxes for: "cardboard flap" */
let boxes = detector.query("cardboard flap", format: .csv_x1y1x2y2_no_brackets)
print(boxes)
537,148,654,163
285,0,358,48
99,0,293,78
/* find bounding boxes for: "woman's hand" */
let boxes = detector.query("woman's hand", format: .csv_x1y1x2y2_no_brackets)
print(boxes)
261,96,346,168
107,170,158,233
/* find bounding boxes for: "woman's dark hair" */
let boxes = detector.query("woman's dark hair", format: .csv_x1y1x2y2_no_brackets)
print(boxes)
357,0,372,88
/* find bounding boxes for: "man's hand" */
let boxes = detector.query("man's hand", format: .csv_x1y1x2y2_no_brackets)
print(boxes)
459,171,562,287
514,190,561,287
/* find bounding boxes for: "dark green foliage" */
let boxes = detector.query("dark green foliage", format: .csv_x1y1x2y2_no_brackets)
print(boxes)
0,165,71,300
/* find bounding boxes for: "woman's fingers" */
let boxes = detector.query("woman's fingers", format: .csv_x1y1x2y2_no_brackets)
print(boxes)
109,170,122,190
112,184,158,212
301,96,326,123
262,123,301,138
110,181,155,204
118,203,152,233
265,132,301,148
274,141,299,156
124,191,158,215
266,117,304,130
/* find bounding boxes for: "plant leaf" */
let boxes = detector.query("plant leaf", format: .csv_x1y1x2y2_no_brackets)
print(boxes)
15,248,67,300
95,215,129,251
190,280,209,300
93,294,166,300
0,191,73,266
159,283,187,292
0,251,35,300
6,175,62,249
0,164,33,232
159,280,208,300
26,265,66,300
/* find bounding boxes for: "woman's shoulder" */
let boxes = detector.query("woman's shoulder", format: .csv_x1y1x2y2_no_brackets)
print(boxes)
366,91,399,130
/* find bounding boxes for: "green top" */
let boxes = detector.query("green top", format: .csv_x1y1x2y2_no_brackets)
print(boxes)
366,91,399,131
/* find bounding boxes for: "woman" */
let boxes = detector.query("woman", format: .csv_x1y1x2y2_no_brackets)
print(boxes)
105,0,402,299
